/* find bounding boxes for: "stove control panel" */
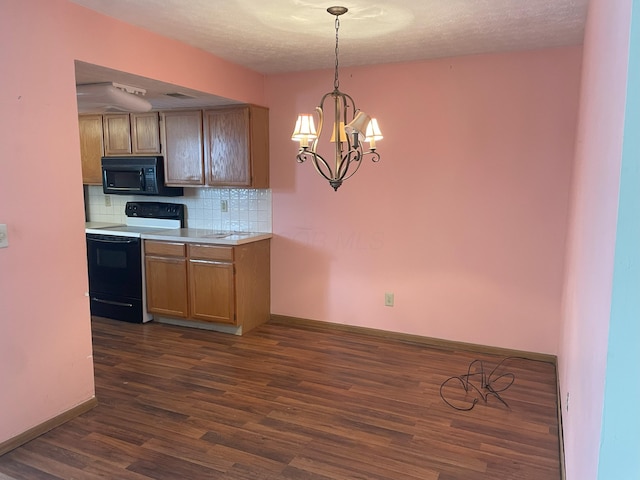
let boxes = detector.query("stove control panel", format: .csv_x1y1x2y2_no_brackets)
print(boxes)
125,202,185,226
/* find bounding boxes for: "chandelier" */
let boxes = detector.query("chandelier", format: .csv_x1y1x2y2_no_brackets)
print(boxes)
291,6,383,191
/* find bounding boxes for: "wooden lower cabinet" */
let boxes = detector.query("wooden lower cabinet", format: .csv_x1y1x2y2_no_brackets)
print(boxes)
144,239,270,333
188,244,235,324
144,241,189,318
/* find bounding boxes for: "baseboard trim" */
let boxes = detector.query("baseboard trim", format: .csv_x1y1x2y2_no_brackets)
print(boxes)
269,314,557,364
557,374,567,480
0,397,98,456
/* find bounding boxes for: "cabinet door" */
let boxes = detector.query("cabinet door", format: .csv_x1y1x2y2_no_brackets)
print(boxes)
145,255,189,318
78,115,104,185
188,260,235,324
103,114,132,155
204,106,251,186
161,110,204,185
131,112,161,154
248,105,269,188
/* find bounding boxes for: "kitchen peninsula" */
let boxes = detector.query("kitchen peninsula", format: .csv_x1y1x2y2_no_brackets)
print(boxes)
87,221,271,335
143,229,271,335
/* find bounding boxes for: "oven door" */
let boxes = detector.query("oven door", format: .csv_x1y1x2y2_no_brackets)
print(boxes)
86,233,143,322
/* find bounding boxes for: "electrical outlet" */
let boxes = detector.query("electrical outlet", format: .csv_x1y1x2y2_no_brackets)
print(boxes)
0,224,8,248
221,200,228,213
104,195,112,207
566,392,570,412
384,292,394,307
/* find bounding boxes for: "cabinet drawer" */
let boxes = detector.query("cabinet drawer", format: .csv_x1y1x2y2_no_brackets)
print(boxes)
145,241,186,257
189,244,234,262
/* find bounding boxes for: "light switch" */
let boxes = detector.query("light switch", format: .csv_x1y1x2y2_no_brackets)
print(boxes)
0,224,8,248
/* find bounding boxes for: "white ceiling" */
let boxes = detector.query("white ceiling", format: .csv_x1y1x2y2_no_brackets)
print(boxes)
71,0,589,109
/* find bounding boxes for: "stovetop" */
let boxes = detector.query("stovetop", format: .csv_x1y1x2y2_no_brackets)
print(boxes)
85,221,124,229
89,224,181,237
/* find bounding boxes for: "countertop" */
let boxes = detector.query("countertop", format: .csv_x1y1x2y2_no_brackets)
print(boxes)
142,228,272,245
85,223,271,245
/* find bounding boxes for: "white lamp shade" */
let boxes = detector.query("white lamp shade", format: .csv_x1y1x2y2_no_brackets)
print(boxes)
365,118,383,141
292,114,317,141
345,111,371,139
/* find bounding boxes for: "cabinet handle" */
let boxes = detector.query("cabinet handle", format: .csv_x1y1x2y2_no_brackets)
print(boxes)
189,259,231,265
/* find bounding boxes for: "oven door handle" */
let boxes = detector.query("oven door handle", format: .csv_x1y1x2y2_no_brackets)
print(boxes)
91,297,134,308
89,237,138,244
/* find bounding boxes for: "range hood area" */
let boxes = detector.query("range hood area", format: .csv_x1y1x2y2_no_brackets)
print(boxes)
74,60,243,114
76,82,152,113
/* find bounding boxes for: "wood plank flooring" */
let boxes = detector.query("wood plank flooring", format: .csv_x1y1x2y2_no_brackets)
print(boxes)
0,317,561,479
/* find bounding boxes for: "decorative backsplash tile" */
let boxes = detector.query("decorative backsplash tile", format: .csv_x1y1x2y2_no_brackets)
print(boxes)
85,186,272,233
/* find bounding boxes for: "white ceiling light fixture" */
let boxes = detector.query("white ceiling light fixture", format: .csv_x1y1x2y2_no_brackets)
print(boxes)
291,6,382,191
76,82,152,113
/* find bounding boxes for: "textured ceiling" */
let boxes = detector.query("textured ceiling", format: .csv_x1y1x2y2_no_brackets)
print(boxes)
71,0,589,111
71,0,589,75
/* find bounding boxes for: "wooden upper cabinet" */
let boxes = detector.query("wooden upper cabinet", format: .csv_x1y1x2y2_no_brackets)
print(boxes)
78,115,104,185
103,114,132,155
160,110,204,185
82,106,269,188
204,105,269,188
131,112,161,154
103,113,161,156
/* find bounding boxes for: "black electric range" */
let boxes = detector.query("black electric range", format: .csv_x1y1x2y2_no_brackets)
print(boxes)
86,202,185,323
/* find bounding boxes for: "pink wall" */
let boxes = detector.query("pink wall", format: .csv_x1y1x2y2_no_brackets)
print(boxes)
0,0,265,444
68,4,265,105
0,0,597,452
266,48,582,354
558,0,632,478
0,0,95,443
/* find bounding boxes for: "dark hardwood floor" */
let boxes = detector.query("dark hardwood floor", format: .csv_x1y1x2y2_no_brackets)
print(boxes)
0,317,561,479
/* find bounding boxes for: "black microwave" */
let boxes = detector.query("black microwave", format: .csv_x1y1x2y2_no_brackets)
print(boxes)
101,156,183,197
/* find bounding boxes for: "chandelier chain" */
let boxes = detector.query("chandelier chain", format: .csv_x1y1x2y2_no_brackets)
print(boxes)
334,14,340,90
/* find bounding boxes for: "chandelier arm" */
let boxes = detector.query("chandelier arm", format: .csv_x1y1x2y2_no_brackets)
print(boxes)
296,149,316,164
310,152,336,183
296,150,336,183
312,105,324,152
333,92,343,183
339,91,357,151
343,93,356,151
340,159,363,183
336,148,363,181
337,149,381,182
341,92,358,113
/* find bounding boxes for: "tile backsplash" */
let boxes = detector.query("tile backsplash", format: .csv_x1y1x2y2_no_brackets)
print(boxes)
85,186,272,232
